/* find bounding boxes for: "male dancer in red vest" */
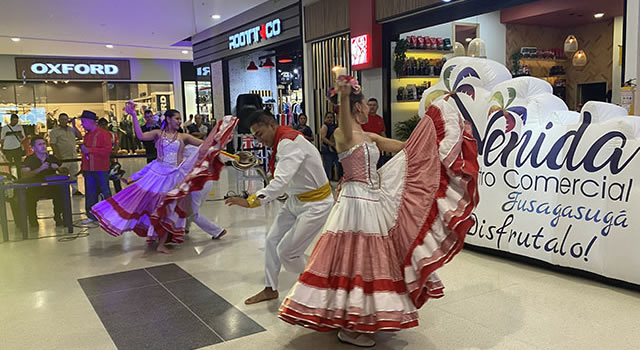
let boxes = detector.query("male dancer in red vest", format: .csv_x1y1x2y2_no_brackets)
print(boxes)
226,110,333,304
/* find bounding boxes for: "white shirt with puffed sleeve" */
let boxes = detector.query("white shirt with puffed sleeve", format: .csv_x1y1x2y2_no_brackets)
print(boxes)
256,135,328,205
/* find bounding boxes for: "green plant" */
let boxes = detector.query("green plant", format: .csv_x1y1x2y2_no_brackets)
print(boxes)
510,52,522,74
394,39,409,76
394,115,421,141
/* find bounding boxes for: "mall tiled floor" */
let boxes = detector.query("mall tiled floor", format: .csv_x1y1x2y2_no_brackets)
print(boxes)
1,162,639,349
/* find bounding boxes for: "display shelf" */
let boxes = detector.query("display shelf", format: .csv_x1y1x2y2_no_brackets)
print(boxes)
520,58,567,63
406,49,453,54
132,96,153,102
397,75,440,79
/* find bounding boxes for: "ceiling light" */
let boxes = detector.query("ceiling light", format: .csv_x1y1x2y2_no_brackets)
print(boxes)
564,35,578,54
465,37,473,42
594,13,605,18
293,68,299,74
572,50,587,67
11,38,20,42
247,61,259,71
442,0,453,2
106,44,114,48
181,50,189,54
277,53,293,63
211,14,221,20
263,57,275,68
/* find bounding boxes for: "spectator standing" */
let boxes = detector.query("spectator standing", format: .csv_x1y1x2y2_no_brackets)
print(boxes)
293,113,314,143
362,97,390,167
361,98,385,136
79,111,112,225
0,114,26,178
99,118,123,193
49,113,83,195
187,115,209,140
319,112,342,181
141,110,160,163
21,136,65,228
119,114,135,154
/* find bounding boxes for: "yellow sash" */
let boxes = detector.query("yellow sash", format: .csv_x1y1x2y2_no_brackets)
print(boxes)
247,182,331,208
296,182,332,202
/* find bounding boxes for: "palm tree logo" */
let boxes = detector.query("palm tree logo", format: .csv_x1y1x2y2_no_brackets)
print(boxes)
487,87,527,132
423,65,481,144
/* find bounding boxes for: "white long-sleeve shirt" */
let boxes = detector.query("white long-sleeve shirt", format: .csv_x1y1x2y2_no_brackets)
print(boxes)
256,135,328,204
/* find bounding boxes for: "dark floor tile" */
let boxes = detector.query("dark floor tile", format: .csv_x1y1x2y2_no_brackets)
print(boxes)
87,285,222,350
78,268,157,296
88,285,188,327
106,312,223,350
164,278,265,341
145,263,192,283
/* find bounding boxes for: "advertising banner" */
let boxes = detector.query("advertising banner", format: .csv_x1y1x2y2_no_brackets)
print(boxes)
419,57,640,285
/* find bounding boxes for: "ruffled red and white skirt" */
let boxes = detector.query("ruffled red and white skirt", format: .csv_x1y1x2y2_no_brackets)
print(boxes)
279,100,480,333
92,116,238,243
151,116,238,243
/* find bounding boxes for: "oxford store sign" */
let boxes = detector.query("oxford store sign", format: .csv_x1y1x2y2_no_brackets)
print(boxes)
419,57,640,285
15,57,131,80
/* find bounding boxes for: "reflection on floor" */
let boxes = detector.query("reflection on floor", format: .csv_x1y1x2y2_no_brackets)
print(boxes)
1,163,639,350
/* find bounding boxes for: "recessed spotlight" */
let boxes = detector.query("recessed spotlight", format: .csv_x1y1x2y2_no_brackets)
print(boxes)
11,37,20,42
442,0,452,2
594,13,605,18
106,44,114,48
211,14,221,20
182,50,189,54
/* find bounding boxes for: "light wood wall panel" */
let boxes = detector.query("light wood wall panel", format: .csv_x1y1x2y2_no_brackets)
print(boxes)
304,0,350,42
311,34,352,139
375,0,440,21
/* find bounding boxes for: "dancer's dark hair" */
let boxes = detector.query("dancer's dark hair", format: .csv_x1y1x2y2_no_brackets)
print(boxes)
162,109,181,130
248,109,277,127
328,85,365,113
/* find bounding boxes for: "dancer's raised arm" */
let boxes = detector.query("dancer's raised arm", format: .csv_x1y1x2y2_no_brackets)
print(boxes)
125,101,160,142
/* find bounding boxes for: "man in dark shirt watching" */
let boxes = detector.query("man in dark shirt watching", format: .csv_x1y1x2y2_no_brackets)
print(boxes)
141,110,160,163
187,114,209,140
22,136,65,228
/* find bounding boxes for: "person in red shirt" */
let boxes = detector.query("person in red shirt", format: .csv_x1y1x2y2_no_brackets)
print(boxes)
362,98,391,168
361,98,385,136
79,110,113,225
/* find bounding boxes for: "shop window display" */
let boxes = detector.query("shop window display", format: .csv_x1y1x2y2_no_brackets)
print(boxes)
0,81,173,153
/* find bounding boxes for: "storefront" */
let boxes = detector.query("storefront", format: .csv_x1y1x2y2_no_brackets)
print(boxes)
0,55,181,142
382,0,626,138
192,0,304,138
180,61,213,121
302,0,639,287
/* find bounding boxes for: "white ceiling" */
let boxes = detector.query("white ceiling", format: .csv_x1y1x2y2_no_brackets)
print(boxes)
0,0,267,60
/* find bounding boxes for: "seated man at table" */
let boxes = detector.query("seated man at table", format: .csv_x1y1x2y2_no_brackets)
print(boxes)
21,136,66,228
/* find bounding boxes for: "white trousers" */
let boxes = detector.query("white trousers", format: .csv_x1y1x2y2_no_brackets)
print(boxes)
265,195,333,290
186,180,224,237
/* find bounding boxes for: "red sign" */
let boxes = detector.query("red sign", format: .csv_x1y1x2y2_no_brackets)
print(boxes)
351,34,370,66
349,0,381,70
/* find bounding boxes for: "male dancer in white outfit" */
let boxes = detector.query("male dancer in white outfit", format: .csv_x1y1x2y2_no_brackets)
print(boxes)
226,110,333,304
186,180,226,238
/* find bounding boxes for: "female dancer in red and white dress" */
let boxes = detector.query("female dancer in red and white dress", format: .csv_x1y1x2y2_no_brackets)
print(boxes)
92,103,235,253
278,76,479,346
